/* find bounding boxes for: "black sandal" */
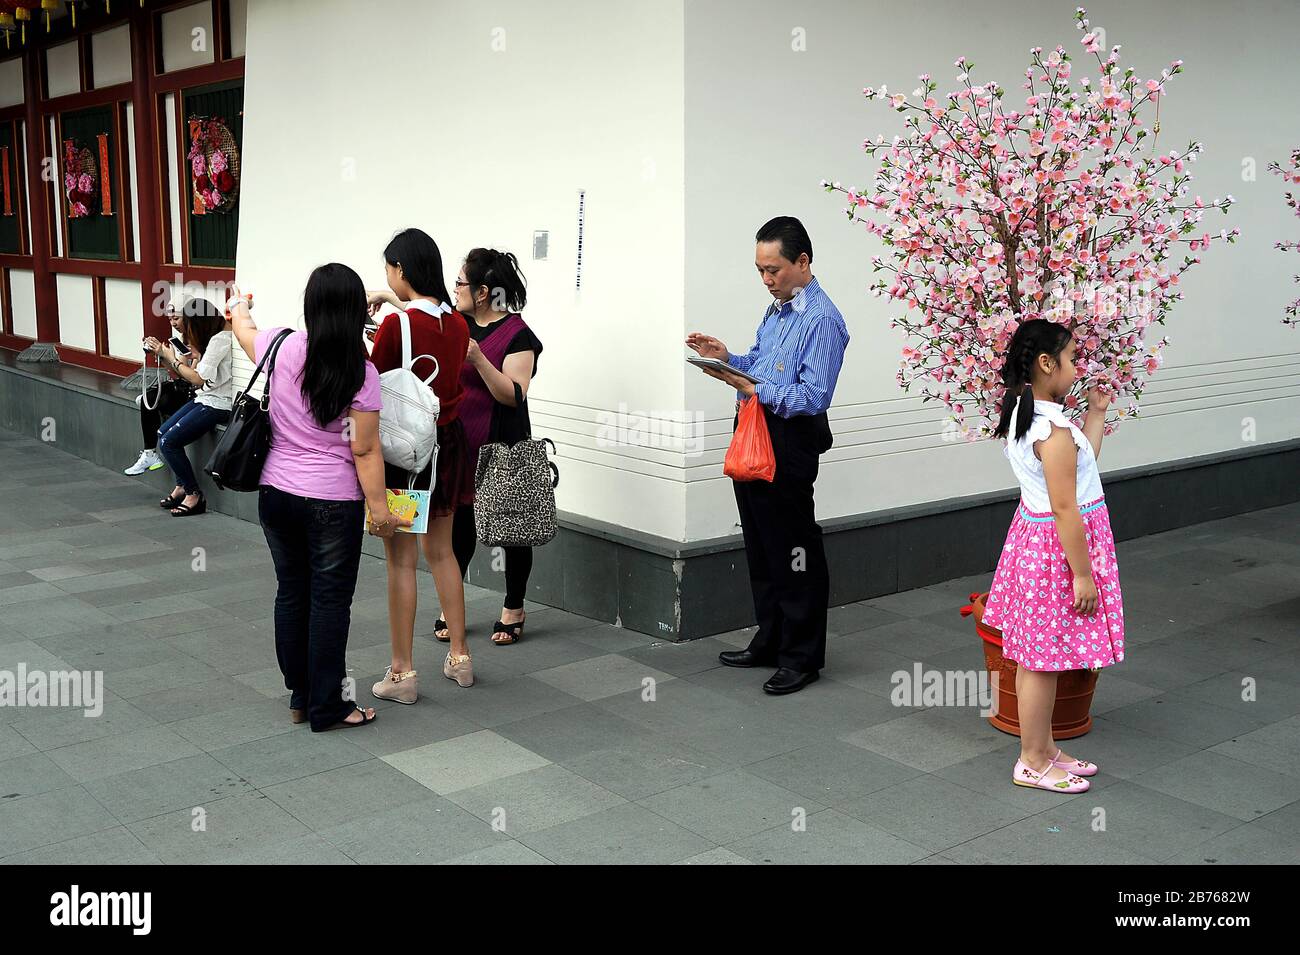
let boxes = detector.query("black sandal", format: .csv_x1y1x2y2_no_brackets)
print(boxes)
491,618,524,645
159,492,184,509
315,706,377,732
433,618,450,643
170,495,207,517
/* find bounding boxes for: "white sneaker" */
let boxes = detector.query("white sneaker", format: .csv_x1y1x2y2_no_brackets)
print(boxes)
124,449,163,475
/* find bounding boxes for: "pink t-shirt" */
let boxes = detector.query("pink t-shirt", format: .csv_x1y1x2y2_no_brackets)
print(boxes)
254,327,382,501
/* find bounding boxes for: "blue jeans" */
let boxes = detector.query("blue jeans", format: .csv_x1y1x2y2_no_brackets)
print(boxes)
157,400,230,493
258,485,365,731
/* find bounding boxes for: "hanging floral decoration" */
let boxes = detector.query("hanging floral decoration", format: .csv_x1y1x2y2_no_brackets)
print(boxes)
62,138,97,219
188,116,240,215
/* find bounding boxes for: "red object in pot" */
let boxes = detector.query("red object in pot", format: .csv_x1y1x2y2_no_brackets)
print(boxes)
960,591,1099,740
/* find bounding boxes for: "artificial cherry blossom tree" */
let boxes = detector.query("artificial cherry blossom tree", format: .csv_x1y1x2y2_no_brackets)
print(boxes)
824,7,1238,437
1269,148,1300,327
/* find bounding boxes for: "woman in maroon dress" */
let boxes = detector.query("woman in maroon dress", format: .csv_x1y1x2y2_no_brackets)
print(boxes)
367,228,477,696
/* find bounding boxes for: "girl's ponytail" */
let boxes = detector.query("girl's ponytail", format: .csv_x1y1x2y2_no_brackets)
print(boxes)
992,319,1072,441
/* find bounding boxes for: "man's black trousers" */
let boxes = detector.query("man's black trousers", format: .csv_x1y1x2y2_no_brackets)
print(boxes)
732,407,833,672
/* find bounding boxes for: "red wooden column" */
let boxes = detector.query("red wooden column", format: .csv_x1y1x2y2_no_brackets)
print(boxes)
21,43,59,351
130,10,165,342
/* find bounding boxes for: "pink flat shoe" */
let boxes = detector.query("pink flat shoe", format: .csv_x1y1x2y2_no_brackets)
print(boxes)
1012,758,1090,794
1050,748,1098,777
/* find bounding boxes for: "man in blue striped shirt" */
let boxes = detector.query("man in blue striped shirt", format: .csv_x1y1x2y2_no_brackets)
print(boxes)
687,216,849,694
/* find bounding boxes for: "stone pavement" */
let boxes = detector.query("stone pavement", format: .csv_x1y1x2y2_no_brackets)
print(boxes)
0,426,1297,865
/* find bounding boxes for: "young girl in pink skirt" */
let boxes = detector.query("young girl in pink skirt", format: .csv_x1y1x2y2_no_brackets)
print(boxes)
982,319,1126,795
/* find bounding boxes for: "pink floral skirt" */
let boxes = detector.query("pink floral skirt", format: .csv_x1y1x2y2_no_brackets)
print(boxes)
982,496,1126,672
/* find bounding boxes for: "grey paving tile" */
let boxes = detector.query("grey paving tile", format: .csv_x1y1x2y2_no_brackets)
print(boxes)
210,731,372,790
437,841,553,865
127,791,312,864
1024,779,1246,862
165,697,298,752
45,725,204,783
0,785,120,858
532,653,677,702
941,808,1158,865
0,581,64,606
1131,751,1299,822
216,833,357,865
840,709,1013,773
1162,820,1300,864
745,740,924,805
0,751,77,799
127,676,270,724
519,803,713,865
83,752,254,824
0,825,163,864
493,702,649,764
261,758,436,832
640,769,823,845
446,763,626,835
430,673,586,729
592,681,812,765
382,730,550,795
726,808,931,865
1097,695,1271,749
0,725,37,761
321,699,480,760
1208,715,1300,778
8,696,159,751
315,797,505,864
836,774,1036,852
673,847,755,865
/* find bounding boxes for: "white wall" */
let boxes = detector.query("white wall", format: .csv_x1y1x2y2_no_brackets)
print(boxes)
9,269,37,339
91,24,132,87
233,0,1299,544
161,1,215,72
236,0,688,538
55,274,95,352
104,277,143,359
45,40,81,98
682,0,1300,539
0,57,23,108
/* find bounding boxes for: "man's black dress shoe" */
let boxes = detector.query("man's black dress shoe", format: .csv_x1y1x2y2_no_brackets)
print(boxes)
719,649,777,668
763,667,819,695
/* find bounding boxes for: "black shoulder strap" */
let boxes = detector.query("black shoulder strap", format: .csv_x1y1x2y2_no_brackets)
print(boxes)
246,328,293,392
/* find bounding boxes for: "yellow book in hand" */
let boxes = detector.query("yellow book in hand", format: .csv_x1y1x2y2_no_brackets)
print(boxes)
366,488,430,535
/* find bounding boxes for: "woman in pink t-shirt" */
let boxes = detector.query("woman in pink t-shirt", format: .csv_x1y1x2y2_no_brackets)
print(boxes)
230,265,408,732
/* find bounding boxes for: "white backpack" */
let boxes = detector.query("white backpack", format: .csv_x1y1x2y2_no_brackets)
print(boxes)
378,310,440,482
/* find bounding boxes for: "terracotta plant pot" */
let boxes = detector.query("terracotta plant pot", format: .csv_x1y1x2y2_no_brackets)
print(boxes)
959,591,1099,740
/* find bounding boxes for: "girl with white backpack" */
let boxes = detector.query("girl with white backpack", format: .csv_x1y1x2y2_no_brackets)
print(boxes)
366,228,476,698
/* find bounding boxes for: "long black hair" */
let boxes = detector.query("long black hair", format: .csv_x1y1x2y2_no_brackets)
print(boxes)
462,247,528,315
992,319,1073,441
179,297,223,355
383,228,453,304
300,263,369,428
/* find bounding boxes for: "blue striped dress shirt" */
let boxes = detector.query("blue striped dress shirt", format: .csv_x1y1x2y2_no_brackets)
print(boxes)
727,275,849,418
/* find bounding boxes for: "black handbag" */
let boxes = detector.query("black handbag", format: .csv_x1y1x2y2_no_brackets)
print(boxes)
204,329,292,492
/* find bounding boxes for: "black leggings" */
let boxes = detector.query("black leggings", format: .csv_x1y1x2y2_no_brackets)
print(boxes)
452,504,533,610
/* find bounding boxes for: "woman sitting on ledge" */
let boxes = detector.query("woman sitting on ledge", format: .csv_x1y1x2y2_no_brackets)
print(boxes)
147,297,233,517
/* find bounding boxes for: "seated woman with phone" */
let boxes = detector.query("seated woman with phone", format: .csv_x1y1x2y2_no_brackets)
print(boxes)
147,297,234,517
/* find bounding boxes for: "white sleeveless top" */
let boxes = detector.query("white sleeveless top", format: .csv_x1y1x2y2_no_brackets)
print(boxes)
1004,398,1104,513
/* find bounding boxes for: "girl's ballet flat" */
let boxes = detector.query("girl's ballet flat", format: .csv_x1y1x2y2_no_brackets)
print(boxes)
1012,758,1090,794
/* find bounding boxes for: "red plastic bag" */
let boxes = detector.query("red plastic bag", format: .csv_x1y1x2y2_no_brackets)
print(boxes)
724,396,776,482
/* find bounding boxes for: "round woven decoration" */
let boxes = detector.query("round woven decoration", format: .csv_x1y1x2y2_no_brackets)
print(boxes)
188,116,241,214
